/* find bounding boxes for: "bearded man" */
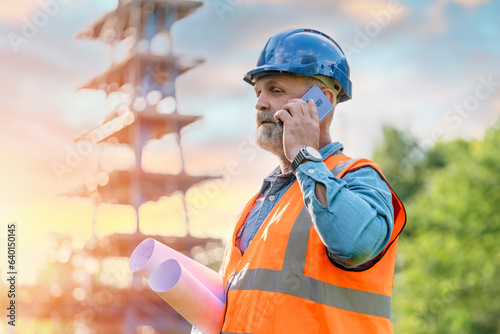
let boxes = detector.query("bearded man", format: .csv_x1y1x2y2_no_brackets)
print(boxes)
195,28,406,334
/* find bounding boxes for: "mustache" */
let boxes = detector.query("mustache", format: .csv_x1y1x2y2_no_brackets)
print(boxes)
256,112,278,125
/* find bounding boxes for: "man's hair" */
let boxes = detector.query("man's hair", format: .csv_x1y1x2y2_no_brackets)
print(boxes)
305,76,329,89
304,76,342,104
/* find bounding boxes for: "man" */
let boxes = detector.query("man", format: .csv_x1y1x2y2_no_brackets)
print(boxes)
197,28,406,333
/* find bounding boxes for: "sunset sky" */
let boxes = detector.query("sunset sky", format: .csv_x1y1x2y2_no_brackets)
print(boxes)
0,0,499,286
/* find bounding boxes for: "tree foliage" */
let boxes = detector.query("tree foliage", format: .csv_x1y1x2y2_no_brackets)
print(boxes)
372,126,427,203
373,120,500,333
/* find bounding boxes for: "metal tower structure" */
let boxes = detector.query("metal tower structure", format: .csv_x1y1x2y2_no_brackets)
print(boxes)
74,0,211,237
49,1,224,333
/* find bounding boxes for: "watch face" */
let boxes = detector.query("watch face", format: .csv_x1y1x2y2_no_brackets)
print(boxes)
305,146,322,160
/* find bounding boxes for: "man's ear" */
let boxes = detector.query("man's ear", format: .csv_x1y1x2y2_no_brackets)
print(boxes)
321,88,337,106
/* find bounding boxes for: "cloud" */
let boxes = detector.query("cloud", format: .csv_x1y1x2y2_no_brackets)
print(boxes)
339,0,408,23
439,0,489,6
423,0,491,34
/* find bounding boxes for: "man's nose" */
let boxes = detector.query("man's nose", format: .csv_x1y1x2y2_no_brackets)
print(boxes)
255,94,270,111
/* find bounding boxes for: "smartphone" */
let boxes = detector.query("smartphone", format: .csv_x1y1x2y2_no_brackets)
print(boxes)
278,85,334,126
301,85,334,123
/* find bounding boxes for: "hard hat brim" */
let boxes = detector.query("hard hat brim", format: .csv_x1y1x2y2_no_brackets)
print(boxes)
243,64,352,103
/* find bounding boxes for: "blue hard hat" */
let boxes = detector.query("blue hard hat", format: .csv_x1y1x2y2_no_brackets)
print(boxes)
243,28,352,103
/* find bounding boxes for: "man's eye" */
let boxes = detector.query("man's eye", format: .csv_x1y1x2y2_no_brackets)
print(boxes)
272,89,282,94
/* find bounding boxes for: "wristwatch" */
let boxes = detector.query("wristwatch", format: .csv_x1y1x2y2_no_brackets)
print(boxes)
291,146,322,171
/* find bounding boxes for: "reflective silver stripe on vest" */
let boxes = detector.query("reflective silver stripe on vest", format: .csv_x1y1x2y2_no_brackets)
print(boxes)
330,157,357,177
228,206,393,321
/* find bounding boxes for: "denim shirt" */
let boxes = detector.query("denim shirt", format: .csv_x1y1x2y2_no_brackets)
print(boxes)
237,142,394,268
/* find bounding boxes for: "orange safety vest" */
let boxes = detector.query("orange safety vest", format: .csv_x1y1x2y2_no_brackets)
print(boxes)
219,154,406,334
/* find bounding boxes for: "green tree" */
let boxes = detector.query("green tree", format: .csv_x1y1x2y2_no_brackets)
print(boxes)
372,126,427,202
389,120,500,333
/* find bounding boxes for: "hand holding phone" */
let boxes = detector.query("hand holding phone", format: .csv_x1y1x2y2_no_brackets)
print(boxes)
277,85,334,126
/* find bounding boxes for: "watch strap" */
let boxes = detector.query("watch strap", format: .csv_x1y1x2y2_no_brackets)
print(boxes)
291,148,307,171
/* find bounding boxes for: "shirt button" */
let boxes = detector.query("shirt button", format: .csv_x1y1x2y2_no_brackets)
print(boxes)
268,195,276,201
308,169,315,174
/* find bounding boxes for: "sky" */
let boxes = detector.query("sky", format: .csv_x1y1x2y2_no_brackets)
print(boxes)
0,0,499,286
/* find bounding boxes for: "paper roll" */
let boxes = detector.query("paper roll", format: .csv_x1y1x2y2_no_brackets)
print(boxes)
129,238,224,302
149,259,224,334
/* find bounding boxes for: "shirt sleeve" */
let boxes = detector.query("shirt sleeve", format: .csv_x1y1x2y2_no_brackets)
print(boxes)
295,160,394,268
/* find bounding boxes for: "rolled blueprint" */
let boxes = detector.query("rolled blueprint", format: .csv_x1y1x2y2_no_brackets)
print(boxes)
149,259,224,334
129,238,224,302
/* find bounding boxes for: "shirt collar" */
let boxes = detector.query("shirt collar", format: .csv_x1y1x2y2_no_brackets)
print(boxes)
257,142,344,196
263,165,288,182
319,141,344,159
257,165,293,196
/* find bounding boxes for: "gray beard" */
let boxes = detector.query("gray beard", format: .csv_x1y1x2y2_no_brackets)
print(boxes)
255,124,287,161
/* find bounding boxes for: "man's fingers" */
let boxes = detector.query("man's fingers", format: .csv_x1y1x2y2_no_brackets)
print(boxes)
274,109,293,124
283,99,309,117
277,98,320,124
308,99,320,122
